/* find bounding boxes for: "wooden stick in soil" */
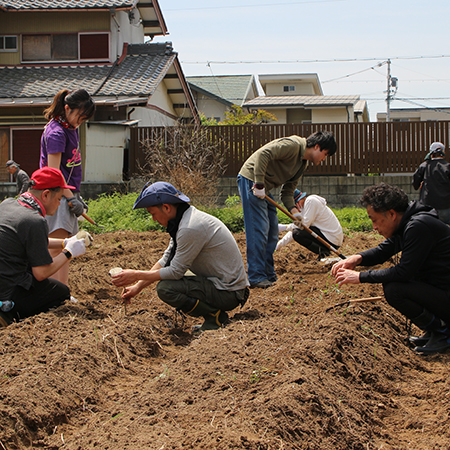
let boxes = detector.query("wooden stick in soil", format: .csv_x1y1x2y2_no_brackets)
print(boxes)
325,296,383,312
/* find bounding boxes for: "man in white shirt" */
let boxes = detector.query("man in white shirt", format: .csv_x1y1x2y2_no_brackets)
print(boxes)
276,190,343,258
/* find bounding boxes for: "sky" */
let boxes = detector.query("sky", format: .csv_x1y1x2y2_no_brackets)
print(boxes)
151,0,450,121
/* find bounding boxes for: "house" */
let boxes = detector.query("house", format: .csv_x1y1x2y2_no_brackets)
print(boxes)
0,0,198,192
187,75,259,122
243,73,370,124
377,107,450,122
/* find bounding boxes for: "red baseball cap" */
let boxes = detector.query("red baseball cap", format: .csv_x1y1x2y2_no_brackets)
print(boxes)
30,167,75,190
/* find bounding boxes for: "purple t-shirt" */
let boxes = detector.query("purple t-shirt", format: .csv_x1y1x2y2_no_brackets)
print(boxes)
40,119,82,191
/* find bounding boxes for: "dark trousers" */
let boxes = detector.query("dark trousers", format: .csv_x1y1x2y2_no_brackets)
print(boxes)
292,226,337,256
10,277,70,321
156,276,245,312
383,281,450,324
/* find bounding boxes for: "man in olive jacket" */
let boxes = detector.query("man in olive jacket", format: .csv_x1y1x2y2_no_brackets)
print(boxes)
237,131,337,289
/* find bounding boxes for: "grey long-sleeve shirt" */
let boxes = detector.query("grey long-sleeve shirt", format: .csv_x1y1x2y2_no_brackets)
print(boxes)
158,206,249,291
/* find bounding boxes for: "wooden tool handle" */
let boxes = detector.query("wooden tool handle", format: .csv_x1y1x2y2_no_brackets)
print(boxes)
264,195,346,259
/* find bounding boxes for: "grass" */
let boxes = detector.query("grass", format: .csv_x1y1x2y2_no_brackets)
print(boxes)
81,193,373,234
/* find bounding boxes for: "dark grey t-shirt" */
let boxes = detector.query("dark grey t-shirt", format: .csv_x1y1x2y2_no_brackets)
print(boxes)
0,198,52,300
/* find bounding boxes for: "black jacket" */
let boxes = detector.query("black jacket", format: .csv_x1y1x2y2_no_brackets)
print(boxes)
412,159,450,210
359,201,450,290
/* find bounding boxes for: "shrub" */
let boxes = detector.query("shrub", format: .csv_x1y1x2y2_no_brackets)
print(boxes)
81,194,372,234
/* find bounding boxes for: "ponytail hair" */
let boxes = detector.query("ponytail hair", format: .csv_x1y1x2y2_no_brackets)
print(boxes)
44,89,95,121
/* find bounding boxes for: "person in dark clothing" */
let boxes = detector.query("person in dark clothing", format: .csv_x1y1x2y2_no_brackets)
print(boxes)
412,142,450,225
331,183,450,355
6,160,30,195
0,167,89,327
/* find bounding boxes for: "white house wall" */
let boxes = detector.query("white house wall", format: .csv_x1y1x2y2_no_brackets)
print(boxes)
264,109,287,124
151,82,176,115
312,108,351,123
110,11,145,59
265,82,316,96
195,95,228,122
129,107,177,127
84,124,126,182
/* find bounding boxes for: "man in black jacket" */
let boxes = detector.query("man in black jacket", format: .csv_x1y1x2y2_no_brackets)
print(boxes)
331,183,450,355
412,142,450,225
6,160,30,195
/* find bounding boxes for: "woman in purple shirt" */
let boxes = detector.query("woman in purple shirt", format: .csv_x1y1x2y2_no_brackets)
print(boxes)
40,89,95,286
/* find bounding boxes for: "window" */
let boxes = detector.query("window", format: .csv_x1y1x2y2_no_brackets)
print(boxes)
22,33,109,63
0,35,18,52
283,85,295,92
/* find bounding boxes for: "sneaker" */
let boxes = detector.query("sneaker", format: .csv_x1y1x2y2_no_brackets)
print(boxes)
408,330,431,347
413,331,450,355
250,280,273,289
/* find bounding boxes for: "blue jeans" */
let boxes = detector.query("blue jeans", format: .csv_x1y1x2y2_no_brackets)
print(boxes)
237,175,278,285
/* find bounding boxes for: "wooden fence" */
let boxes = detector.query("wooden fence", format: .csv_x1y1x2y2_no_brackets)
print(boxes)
129,121,450,177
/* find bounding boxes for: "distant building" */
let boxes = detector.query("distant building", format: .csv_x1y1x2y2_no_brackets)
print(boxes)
187,75,259,122
377,107,450,122
0,0,198,185
243,73,369,124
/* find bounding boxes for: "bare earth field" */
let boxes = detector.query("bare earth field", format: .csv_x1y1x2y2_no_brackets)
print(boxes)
1,230,450,450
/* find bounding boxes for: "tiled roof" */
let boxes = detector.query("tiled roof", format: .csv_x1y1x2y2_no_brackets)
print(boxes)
0,42,176,103
0,0,133,10
243,95,361,108
187,75,255,106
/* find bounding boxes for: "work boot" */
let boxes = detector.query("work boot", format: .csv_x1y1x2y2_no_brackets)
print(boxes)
408,330,432,347
414,331,450,355
181,298,228,332
409,309,450,354
250,280,273,289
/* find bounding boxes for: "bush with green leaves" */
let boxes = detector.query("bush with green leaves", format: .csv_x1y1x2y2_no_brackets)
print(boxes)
81,192,163,233
81,193,372,234
333,207,373,232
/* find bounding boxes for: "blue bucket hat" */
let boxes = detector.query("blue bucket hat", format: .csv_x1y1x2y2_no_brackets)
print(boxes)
294,189,307,203
133,181,190,209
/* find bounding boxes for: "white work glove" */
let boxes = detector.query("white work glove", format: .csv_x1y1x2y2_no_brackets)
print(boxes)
292,212,303,229
252,184,266,199
63,230,93,248
276,231,294,251
64,239,86,258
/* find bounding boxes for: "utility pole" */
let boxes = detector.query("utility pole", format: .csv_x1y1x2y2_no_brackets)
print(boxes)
386,59,398,122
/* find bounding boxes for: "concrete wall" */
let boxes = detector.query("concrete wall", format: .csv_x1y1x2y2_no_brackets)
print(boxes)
217,174,420,208
1,175,420,207
0,182,126,202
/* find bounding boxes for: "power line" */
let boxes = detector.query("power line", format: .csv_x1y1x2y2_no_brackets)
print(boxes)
166,0,348,11
181,54,450,65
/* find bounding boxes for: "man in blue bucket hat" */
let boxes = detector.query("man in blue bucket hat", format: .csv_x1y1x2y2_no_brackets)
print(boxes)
111,181,249,333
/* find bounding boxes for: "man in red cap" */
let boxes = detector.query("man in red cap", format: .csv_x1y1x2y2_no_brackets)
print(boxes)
0,167,90,327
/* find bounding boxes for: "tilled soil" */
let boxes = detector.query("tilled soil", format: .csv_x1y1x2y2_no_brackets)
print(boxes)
1,230,450,450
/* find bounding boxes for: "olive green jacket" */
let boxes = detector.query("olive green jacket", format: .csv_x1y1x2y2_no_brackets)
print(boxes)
238,135,307,211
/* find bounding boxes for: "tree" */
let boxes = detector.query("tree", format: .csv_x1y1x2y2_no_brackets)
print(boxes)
199,106,277,126
221,105,277,125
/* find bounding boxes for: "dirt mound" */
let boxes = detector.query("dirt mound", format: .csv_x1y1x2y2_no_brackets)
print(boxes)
1,230,450,450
